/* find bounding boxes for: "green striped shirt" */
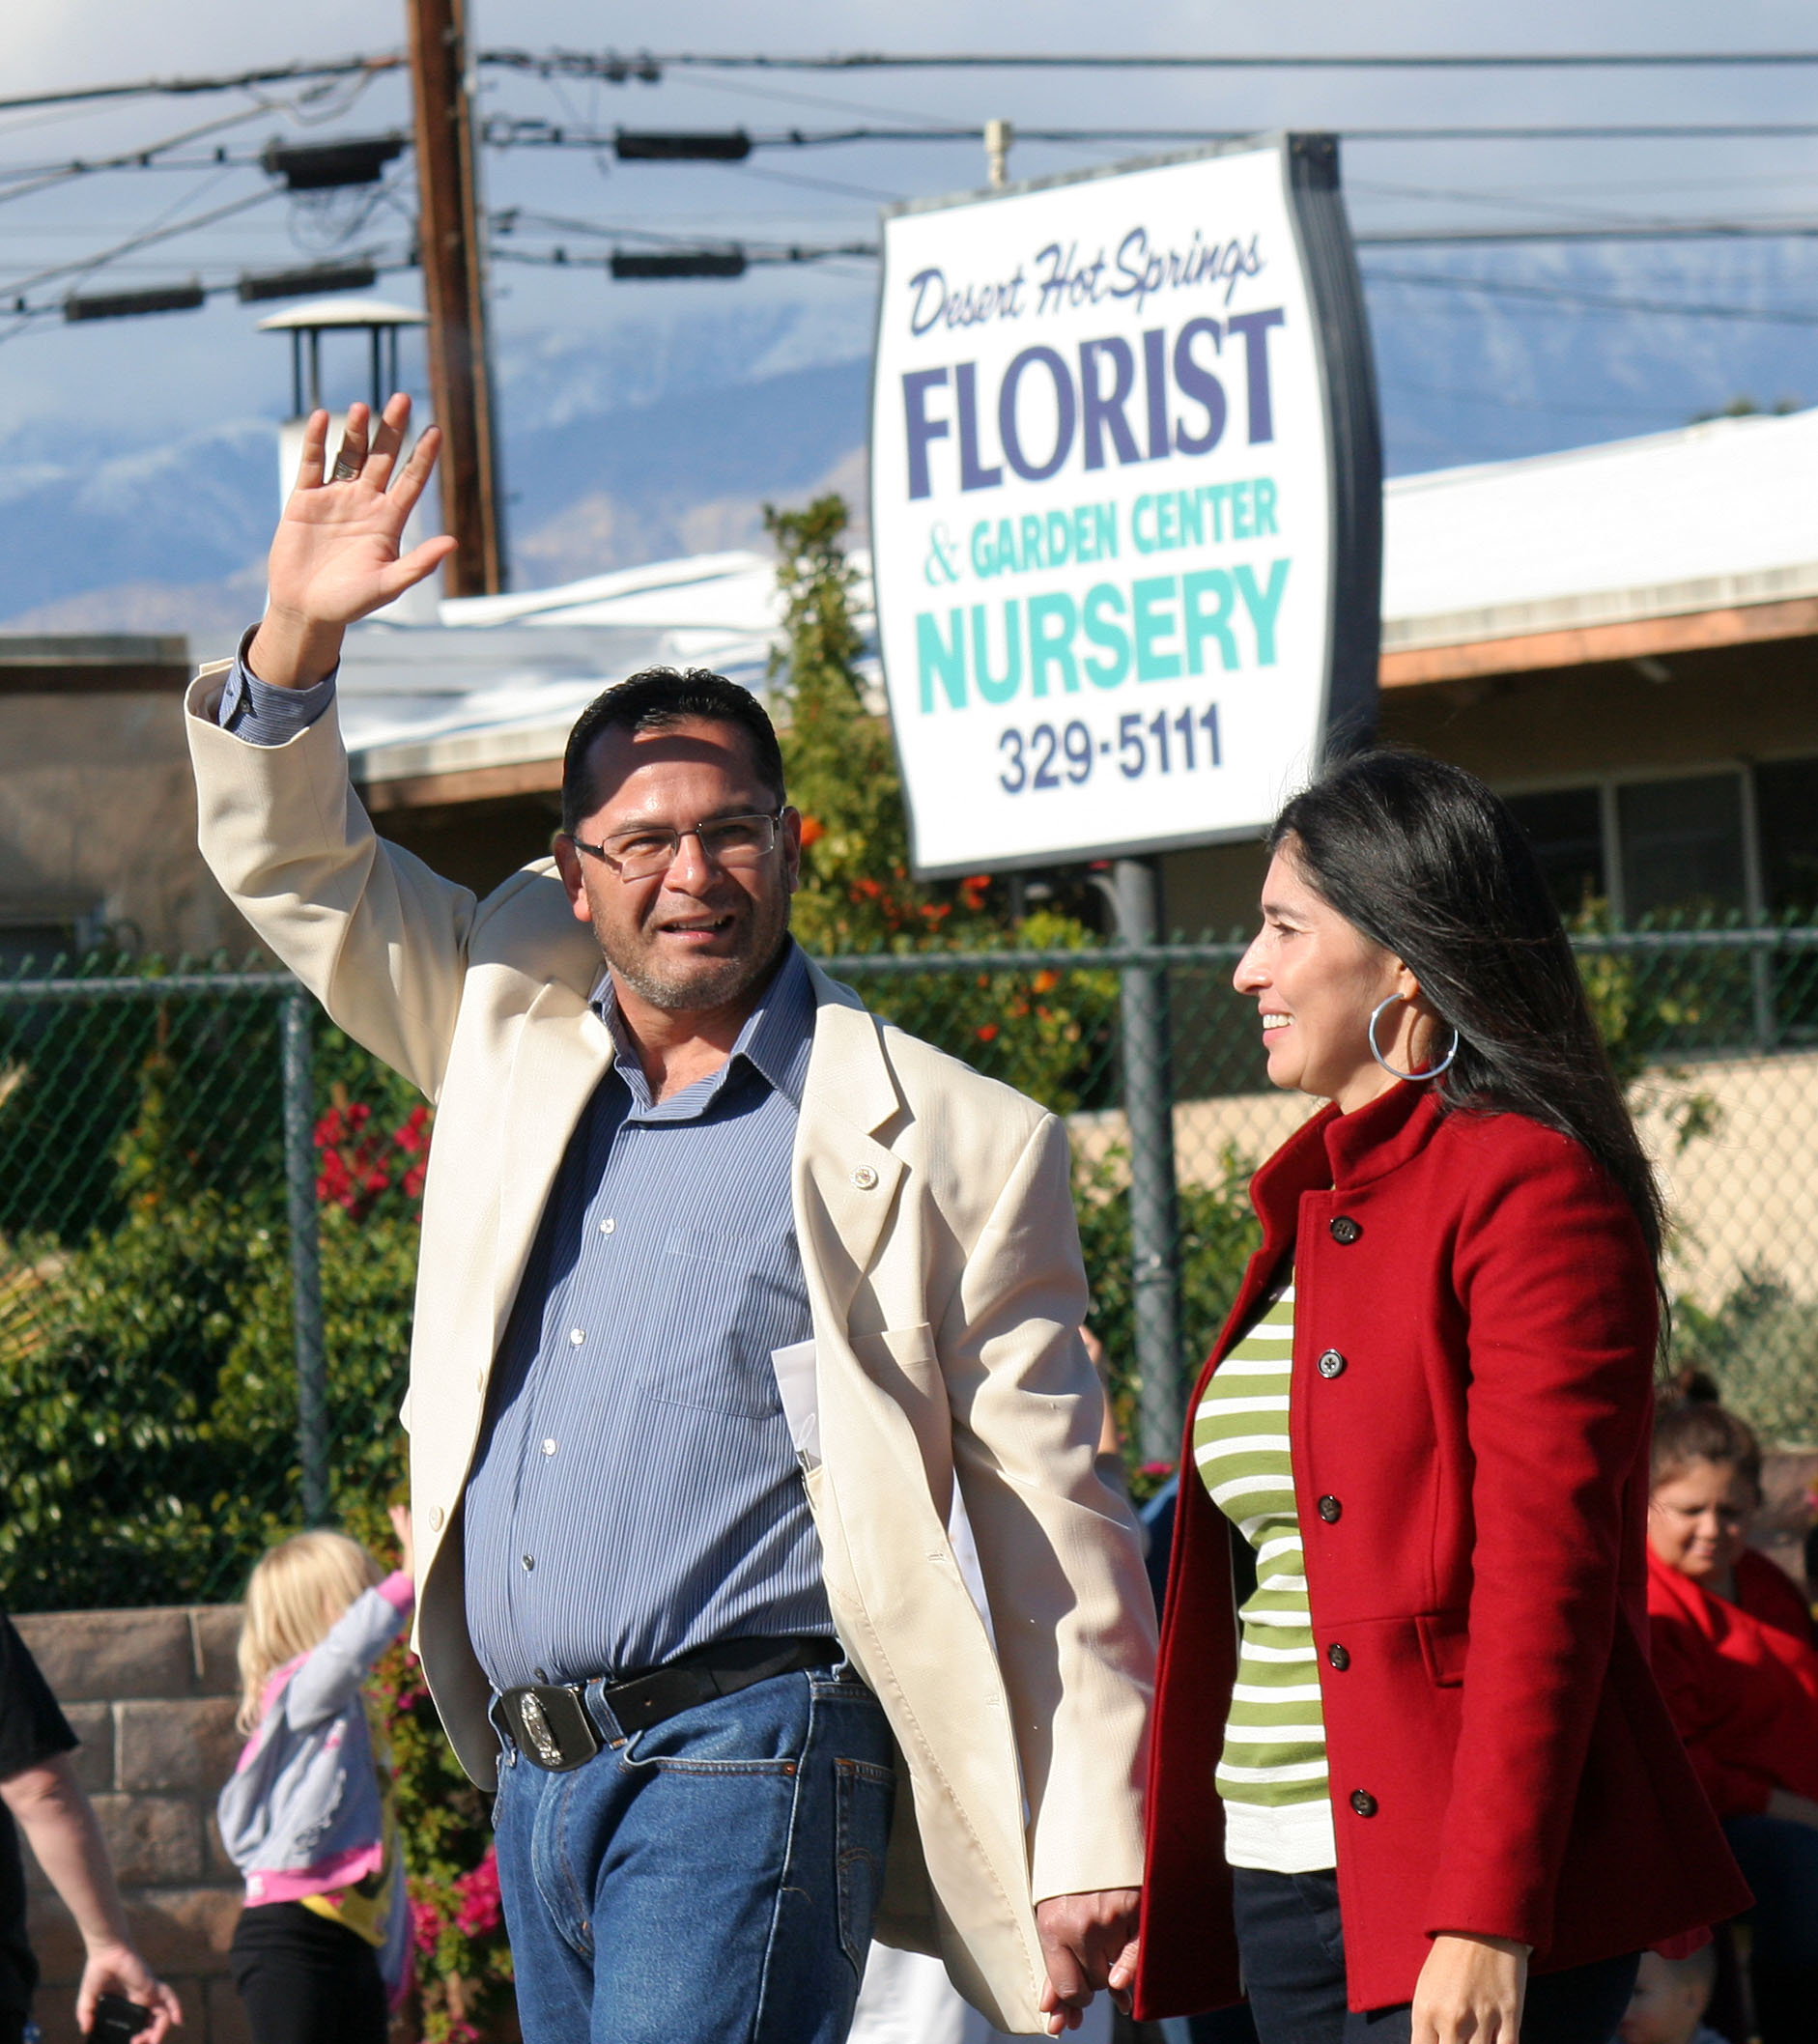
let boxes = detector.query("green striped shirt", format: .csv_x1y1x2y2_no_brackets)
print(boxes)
1193,1268,1337,1873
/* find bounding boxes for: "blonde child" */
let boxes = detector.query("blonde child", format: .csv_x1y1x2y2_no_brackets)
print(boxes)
217,1509,414,2044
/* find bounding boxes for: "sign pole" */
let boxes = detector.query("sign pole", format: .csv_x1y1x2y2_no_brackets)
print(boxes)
1112,856,1182,1464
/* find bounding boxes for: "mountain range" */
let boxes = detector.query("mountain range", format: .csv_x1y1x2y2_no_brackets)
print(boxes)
2,241,1814,641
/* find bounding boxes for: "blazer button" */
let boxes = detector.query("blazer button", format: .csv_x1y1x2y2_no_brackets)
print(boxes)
1329,1215,1361,1244
1350,1790,1378,1818
1317,1494,1343,1523
1327,1642,1350,1671
1318,1348,1347,1379
850,1164,879,1190
430,1505,445,1532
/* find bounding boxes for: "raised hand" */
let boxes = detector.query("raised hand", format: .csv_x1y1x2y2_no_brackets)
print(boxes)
249,393,459,689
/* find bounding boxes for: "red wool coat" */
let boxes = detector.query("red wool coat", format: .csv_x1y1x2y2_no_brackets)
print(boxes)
1133,1082,1750,2020
1646,1547,1818,1816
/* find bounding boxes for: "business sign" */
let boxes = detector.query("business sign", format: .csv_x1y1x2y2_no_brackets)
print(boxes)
869,136,1381,876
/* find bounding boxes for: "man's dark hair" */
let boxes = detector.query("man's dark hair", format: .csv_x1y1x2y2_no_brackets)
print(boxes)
1651,1400,1763,1500
560,667,786,836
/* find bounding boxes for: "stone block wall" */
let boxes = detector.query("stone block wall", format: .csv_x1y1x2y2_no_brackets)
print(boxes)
13,1606,247,2044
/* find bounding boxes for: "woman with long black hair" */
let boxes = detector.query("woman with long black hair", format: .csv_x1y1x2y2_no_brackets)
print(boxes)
1131,752,1748,2044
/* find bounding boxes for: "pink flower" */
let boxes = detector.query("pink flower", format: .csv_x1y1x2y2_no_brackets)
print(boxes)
454,1848,502,1938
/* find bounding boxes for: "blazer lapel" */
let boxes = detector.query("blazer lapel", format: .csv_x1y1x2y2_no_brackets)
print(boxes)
490,978,614,1350
793,965,907,1320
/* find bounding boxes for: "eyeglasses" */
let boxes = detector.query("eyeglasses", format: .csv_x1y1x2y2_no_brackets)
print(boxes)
569,809,786,881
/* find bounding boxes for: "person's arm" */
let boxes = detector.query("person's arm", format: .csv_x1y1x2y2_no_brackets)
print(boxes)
1417,1130,1659,2038
185,396,480,1100
0,1754,183,2041
283,1574,414,1732
934,1112,1156,2033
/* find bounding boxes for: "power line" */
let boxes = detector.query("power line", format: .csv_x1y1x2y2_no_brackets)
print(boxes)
0,185,282,300
1361,268,1818,326
490,241,874,276
1354,221,1818,246
484,47,1818,76
481,119,1818,151
0,249,415,330
0,54,402,118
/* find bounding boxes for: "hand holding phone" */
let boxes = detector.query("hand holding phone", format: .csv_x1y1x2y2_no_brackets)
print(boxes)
89,1993,153,2043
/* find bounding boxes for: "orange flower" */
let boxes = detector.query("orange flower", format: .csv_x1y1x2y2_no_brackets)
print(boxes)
798,814,827,847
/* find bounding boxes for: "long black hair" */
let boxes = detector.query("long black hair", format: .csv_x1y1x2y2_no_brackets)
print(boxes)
1270,750,1664,1273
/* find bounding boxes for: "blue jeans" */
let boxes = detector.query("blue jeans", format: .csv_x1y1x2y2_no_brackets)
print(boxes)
492,1667,895,2044
1230,1868,1639,2044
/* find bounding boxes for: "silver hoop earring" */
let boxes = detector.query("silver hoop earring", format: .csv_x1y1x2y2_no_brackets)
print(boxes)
1368,994,1460,1083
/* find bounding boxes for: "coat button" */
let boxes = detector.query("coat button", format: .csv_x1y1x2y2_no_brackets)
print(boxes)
430,1505,445,1531
1350,1790,1378,1818
1317,1494,1343,1523
850,1164,879,1190
1327,1643,1350,1671
1329,1215,1361,1244
1318,1348,1347,1379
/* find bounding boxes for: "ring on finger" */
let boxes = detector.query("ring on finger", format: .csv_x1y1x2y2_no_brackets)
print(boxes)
330,451,363,482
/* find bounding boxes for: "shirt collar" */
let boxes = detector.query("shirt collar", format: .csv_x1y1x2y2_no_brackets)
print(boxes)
587,940,814,1114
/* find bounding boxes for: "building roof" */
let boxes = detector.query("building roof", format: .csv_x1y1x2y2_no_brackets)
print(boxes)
342,405,1818,794
338,549,878,795
1381,404,1818,683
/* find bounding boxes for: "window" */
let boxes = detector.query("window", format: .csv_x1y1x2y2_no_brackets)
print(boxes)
1503,787,1606,918
1755,756,1818,922
1617,774,1747,923
0,921,83,972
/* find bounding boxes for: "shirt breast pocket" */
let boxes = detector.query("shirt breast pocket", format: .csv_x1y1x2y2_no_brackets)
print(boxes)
633,1229,801,1419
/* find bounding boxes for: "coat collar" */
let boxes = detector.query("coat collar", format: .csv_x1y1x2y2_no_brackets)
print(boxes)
791,958,910,1318
1249,1080,1446,1260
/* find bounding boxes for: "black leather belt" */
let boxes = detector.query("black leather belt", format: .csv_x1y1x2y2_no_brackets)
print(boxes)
498,1635,841,1773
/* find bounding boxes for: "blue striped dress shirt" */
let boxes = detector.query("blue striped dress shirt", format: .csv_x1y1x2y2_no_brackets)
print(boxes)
461,942,834,1689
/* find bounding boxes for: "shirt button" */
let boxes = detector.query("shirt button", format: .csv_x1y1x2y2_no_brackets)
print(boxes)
851,1165,879,1190
1317,1494,1343,1523
522,1554,535,1572
1350,1790,1378,1818
1318,1348,1347,1379
1327,1642,1350,1671
569,1327,585,1347
600,1217,615,1235
542,1438,557,1456
533,1668,548,1683
1329,1215,1361,1244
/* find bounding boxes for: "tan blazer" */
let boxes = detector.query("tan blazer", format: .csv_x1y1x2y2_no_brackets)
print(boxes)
185,670,1154,2032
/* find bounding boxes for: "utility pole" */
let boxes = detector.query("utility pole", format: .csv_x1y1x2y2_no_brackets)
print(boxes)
406,0,504,594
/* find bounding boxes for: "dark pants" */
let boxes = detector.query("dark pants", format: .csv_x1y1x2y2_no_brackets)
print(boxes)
1720,1813,1818,2044
1231,1868,1639,2044
229,1900,388,2044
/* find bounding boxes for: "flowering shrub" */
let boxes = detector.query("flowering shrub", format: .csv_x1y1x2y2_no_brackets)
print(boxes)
315,1096,431,1220
359,1609,516,2041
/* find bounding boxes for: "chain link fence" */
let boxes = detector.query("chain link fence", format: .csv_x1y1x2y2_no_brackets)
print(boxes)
4,928,1818,1612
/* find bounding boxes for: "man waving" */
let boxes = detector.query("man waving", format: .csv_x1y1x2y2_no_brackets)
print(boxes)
186,396,1153,2044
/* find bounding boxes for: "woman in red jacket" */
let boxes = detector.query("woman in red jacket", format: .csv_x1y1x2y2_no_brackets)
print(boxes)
1646,1400,1818,2042
1132,752,1747,2044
